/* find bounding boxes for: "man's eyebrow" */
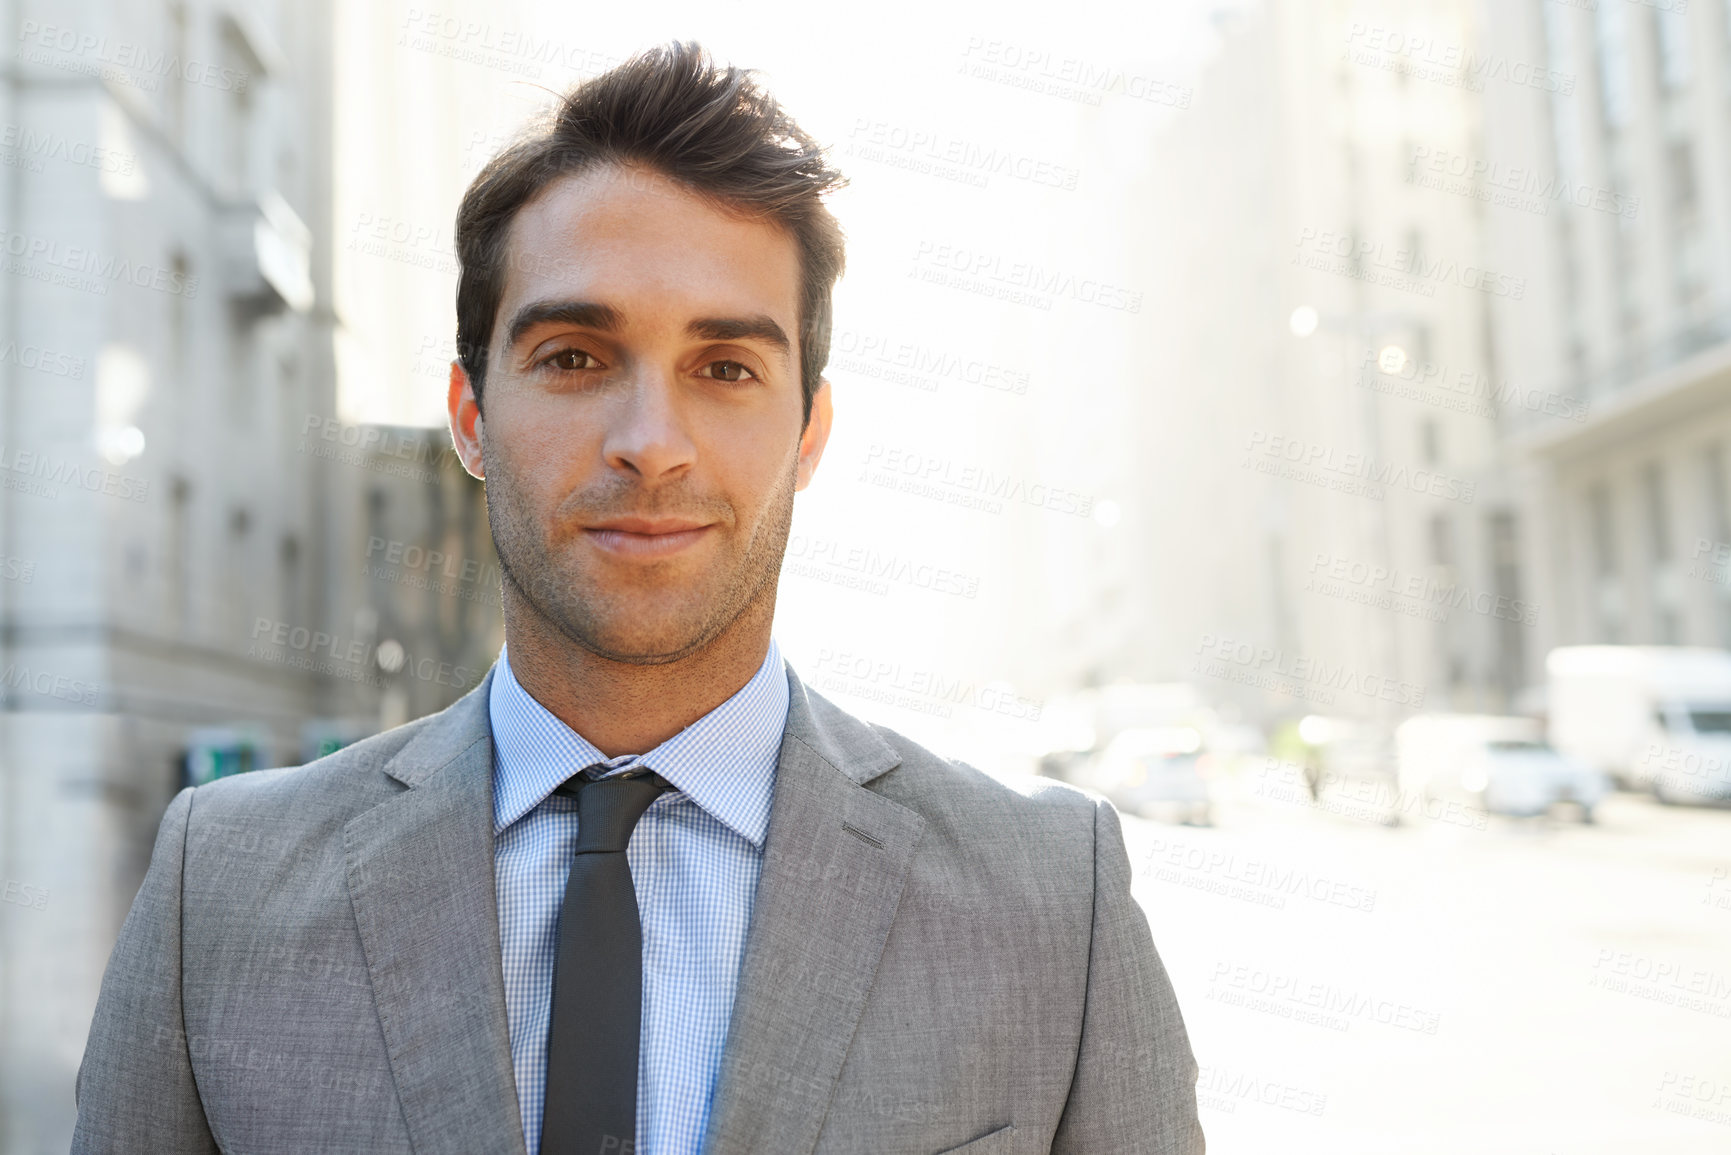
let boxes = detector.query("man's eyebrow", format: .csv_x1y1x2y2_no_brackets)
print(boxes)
686,314,791,358
504,299,624,349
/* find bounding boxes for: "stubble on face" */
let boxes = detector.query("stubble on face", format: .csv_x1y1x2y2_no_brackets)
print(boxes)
481,436,800,666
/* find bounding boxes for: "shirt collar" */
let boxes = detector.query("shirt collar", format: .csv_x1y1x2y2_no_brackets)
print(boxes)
489,637,788,848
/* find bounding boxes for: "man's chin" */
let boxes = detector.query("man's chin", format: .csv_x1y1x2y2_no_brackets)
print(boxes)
558,614,721,666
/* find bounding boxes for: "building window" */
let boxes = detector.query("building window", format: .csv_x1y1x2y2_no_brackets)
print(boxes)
1488,513,1526,702
169,251,190,379
1655,7,1692,92
1669,140,1699,218
221,22,255,194
1595,3,1633,131
166,2,189,143
1643,464,1672,564
1704,445,1731,644
1707,445,1731,545
1588,483,1623,641
1542,4,1583,181
1668,139,1705,315
1541,4,1587,385
1643,464,1680,642
1429,512,1453,569
168,475,192,636
280,533,302,628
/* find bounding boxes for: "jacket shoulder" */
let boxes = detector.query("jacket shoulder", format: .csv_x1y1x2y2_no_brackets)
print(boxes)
860,718,1110,899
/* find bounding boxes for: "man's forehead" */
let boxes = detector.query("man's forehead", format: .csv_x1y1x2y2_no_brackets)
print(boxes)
496,163,802,331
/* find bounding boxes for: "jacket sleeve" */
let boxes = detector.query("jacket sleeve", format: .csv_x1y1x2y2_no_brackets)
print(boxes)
71,786,219,1154
1050,798,1204,1154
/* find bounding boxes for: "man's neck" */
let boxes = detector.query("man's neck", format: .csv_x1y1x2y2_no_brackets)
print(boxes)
500,602,775,759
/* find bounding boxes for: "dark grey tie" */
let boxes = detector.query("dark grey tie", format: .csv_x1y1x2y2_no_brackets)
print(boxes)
539,768,672,1155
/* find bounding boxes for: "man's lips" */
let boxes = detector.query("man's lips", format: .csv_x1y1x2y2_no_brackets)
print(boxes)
582,518,715,558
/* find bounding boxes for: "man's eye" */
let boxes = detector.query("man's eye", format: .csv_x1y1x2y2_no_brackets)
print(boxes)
542,349,598,371
702,360,757,383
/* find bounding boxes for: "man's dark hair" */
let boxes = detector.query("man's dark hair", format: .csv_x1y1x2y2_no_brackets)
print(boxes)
453,42,847,427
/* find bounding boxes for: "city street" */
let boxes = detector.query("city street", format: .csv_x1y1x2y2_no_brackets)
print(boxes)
1124,765,1731,1153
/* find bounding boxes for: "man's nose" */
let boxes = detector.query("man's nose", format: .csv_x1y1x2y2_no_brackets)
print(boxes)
599,369,698,480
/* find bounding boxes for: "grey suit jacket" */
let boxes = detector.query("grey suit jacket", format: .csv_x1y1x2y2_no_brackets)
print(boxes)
73,662,1203,1154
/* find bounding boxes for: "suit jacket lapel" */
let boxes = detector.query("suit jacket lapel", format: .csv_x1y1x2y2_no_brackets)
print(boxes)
343,670,528,1155
702,664,926,1155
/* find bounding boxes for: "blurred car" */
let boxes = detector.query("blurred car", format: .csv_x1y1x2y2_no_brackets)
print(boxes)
1397,714,1609,821
1081,726,1213,825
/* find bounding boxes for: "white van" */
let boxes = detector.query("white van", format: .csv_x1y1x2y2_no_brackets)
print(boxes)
1546,646,1731,804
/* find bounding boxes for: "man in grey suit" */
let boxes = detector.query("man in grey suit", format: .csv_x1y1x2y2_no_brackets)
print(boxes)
72,42,1203,1155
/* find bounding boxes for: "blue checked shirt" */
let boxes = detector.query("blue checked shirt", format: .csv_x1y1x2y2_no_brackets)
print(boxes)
490,638,788,1155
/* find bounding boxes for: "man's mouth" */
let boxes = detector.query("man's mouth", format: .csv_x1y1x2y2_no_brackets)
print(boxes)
583,518,714,558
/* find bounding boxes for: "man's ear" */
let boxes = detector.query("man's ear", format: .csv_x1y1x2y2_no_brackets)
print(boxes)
796,377,833,492
448,360,485,480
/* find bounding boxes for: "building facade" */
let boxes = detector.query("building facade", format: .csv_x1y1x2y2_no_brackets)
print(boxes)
0,3,499,1150
1138,0,1529,729
1484,0,1731,665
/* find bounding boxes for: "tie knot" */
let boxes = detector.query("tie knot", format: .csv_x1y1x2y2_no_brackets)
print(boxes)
569,771,671,853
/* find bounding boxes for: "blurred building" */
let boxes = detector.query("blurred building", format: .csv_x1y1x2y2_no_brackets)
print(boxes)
1139,0,1526,728
1483,1,1731,660
0,2,498,1150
